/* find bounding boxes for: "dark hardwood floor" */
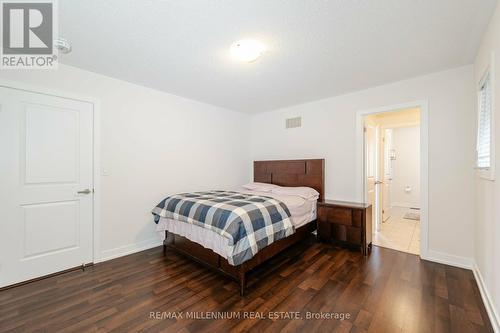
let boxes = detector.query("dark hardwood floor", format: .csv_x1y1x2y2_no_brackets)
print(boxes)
0,236,493,333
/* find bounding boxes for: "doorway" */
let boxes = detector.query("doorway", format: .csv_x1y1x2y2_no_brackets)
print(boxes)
363,108,422,255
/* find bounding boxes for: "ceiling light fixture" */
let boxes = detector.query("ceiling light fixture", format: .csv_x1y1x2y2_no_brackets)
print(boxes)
230,39,266,63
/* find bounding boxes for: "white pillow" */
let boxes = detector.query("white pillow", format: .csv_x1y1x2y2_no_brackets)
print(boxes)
242,182,279,192
271,186,319,200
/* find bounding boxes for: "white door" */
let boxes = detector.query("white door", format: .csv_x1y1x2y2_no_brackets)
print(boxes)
0,87,94,288
365,125,376,205
364,124,378,232
382,129,393,222
365,122,383,232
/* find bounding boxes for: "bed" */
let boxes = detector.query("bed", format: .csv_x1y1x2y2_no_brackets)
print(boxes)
154,159,324,295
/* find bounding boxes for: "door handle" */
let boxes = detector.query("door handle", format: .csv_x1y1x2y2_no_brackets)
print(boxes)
77,189,92,195
374,181,383,185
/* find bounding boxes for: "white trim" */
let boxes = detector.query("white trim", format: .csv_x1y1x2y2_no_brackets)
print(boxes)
356,100,429,259
92,100,102,262
97,237,163,263
0,78,99,104
0,78,102,264
420,250,473,270
473,261,500,333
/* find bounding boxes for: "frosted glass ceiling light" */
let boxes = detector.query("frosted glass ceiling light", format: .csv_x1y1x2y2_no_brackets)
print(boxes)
230,39,266,62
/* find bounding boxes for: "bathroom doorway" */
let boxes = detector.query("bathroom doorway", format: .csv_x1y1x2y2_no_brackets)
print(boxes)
364,108,421,255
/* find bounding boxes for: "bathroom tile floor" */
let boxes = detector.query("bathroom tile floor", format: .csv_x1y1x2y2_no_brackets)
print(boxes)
372,206,420,255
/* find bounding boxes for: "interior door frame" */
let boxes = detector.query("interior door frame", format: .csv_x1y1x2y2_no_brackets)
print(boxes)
355,100,429,259
0,78,102,263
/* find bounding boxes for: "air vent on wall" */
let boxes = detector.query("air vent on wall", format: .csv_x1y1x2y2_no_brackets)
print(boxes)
286,116,302,129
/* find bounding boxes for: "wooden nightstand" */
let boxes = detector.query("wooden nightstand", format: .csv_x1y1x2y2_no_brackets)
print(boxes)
317,200,372,255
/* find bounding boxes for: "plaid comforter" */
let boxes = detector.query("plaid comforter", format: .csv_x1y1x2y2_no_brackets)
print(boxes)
152,190,294,265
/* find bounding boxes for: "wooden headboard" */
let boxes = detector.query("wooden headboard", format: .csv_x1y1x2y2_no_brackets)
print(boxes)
254,159,325,200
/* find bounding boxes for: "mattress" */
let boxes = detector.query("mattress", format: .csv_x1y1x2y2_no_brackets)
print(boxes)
156,190,317,260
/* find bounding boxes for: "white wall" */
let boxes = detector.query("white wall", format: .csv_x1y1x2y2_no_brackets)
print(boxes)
0,64,251,261
391,126,420,208
0,63,478,274
251,65,475,261
474,1,500,330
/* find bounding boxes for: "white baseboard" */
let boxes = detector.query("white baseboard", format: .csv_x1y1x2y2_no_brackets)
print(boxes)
473,261,500,333
97,237,163,263
420,250,473,270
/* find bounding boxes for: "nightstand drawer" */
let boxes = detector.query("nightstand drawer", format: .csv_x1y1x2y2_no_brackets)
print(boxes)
318,206,352,226
332,225,362,245
330,207,352,225
352,210,362,227
321,224,362,245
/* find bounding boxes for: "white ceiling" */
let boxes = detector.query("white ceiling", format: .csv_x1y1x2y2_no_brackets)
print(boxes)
59,0,497,113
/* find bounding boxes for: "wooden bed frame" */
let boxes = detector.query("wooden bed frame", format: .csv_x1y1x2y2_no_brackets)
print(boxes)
162,159,325,295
